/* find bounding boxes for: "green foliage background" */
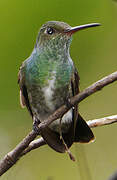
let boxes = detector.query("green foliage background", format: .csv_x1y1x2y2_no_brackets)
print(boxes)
0,0,117,179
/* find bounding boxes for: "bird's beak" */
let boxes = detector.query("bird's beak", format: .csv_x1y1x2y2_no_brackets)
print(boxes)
64,23,101,35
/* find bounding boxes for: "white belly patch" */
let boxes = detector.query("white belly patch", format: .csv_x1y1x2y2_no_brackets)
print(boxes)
49,109,73,133
42,73,56,111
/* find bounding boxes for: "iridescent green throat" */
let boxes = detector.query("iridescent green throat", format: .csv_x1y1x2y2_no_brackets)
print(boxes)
25,34,73,89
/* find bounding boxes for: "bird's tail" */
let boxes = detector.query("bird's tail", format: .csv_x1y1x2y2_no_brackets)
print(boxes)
40,114,94,154
74,114,95,143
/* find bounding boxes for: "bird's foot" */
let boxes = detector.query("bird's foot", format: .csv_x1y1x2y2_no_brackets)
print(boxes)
33,118,41,135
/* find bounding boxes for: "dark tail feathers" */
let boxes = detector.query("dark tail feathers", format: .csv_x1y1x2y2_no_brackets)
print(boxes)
74,114,95,143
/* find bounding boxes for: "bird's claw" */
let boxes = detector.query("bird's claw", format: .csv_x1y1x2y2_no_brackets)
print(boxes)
33,118,40,135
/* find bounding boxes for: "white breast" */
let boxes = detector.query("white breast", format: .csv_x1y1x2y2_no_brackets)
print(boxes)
42,72,56,111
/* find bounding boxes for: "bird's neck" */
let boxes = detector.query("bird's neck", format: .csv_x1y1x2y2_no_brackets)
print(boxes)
29,36,73,88
35,35,72,62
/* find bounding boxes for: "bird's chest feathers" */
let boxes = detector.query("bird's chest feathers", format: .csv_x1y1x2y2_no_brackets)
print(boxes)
42,73,56,110
25,54,73,113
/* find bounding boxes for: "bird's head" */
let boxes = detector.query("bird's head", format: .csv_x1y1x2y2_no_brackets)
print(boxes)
36,21,100,52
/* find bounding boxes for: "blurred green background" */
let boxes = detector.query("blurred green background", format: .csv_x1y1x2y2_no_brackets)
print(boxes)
0,0,117,179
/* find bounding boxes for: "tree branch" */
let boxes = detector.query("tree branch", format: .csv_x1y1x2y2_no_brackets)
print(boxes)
87,115,117,128
0,71,117,176
38,71,117,129
21,114,117,157
20,137,46,156
0,130,37,176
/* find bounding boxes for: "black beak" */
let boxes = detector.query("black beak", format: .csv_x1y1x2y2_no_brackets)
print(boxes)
64,23,101,35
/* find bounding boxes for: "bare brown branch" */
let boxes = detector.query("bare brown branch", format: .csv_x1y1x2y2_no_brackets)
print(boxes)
20,115,117,157
0,71,117,176
21,137,46,156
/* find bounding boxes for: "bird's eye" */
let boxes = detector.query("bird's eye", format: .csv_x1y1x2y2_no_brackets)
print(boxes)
47,27,54,35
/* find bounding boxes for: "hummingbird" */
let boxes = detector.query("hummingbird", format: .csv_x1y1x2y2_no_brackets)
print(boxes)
18,21,100,154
